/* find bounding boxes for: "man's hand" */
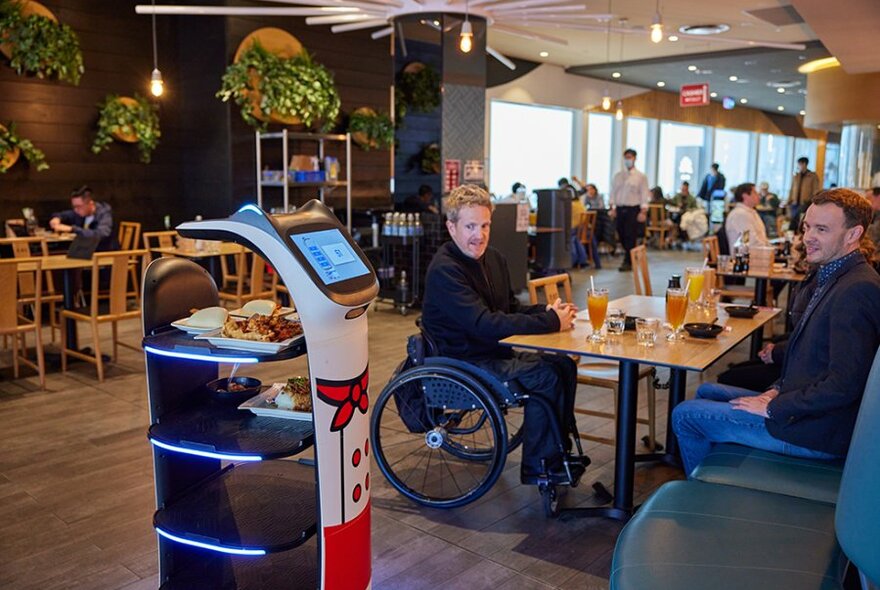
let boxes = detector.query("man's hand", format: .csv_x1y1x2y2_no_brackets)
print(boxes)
572,175,585,188
758,343,775,364
636,209,647,223
55,223,73,233
729,389,778,417
549,298,577,331
48,216,61,230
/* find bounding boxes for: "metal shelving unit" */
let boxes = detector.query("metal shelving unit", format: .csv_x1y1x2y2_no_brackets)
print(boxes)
255,130,353,233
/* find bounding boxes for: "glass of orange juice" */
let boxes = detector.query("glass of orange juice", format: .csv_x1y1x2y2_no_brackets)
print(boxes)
666,287,688,340
587,288,609,342
685,267,705,306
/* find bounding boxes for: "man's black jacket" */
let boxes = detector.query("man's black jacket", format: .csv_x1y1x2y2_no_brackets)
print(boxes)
421,241,560,361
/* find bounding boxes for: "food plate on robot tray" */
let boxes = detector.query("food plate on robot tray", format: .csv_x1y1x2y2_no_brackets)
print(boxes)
238,382,313,421
170,317,218,335
229,306,298,320
194,329,304,353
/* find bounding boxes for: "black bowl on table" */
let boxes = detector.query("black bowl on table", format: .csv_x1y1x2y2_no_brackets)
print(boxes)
205,376,262,403
725,305,759,319
684,323,723,339
624,316,640,331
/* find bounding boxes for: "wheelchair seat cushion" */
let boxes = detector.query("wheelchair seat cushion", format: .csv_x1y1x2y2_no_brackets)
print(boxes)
610,480,844,590
692,443,844,505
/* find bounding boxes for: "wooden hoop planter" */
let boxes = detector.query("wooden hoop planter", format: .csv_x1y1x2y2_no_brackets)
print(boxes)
0,0,57,60
234,28,303,126
0,123,21,172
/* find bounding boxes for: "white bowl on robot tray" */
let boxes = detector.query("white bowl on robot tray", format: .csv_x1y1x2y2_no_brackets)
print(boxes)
171,306,229,334
194,328,304,353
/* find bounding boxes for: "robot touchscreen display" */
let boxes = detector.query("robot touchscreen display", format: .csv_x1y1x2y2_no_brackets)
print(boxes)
291,228,370,285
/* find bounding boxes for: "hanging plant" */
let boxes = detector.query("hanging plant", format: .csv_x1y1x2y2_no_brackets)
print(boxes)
91,94,161,164
348,107,394,151
216,41,341,132
0,0,84,84
396,62,440,122
0,122,48,172
420,142,440,175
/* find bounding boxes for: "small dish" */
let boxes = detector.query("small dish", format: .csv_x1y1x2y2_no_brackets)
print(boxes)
170,317,216,334
725,305,759,318
684,323,723,339
624,316,640,331
205,376,262,403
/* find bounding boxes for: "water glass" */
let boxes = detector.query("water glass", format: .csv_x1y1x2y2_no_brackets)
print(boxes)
717,255,731,273
636,317,660,348
606,308,625,337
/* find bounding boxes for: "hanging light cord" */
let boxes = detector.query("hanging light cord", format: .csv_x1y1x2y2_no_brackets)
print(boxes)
151,0,158,70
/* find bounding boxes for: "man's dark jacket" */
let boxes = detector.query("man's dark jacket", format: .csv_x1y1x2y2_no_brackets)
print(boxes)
52,201,117,251
421,241,560,361
767,254,880,456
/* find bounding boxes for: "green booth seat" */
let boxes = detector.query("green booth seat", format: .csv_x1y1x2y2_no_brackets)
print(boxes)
691,444,844,505
611,346,880,590
609,480,845,590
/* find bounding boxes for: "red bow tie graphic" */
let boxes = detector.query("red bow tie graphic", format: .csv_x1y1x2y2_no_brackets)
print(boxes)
316,368,369,432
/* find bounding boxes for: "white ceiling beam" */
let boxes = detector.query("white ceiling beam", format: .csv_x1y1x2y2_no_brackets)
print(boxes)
262,0,402,7
135,5,373,15
491,23,568,45
306,13,382,24
331,18,389,32
486,45,516,69
371,26,394,38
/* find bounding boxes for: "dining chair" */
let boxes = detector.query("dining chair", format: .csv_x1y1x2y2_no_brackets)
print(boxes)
644,204,670,249
702,236,755,302
142,230,178,262
629,245,653,296
218,249,278,309
577,211,598,268
528,274,657,450
117,222,142,303
61,250,147,382
0,258,46,389
0,237,64,343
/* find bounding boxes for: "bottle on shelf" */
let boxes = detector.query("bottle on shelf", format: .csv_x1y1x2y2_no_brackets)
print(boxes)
406,213,414,237
395,270,410,308
383,212,392,236
414,213,422,237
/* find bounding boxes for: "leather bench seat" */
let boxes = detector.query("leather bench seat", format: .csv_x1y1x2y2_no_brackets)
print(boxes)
610,480,845,590
691,443,844,505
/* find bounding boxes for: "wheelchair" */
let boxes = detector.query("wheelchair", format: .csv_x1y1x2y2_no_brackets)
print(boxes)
371,324,591,517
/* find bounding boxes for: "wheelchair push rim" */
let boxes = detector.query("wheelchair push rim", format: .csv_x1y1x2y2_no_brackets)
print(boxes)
371,366,508,508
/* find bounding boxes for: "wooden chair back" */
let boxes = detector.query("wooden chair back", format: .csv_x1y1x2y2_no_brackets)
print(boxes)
89,250,147,317
0,258,41,332
142,230,178,260
0,237,53,297
630,245,652,296
527,273,572,306
118,221,142,251
577,211,597,245
246,253,277,298
4,219,26,238
702,236,720,265
647,203,666,228
776,216,787,237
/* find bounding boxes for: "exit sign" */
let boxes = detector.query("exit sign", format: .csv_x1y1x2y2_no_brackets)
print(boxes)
680,83,710,107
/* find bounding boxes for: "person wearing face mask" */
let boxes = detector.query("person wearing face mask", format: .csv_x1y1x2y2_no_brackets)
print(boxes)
609,148,650,271
421,184,585,484
788,156,820,226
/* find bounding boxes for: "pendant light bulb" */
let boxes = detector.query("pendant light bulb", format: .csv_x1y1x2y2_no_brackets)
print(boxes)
459,19,473,53
150,68,164,97
615,100,624,121
650,13,663,43
601,89,611,111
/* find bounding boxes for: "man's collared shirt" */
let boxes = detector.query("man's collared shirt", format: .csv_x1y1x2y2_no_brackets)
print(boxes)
609,168,649,208
725,203,768,247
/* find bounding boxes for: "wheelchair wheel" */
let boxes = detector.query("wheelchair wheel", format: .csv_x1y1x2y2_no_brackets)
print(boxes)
372,365,507,509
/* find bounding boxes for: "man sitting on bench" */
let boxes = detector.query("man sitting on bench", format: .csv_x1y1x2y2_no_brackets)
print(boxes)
672,188,880,475
421,184,583,484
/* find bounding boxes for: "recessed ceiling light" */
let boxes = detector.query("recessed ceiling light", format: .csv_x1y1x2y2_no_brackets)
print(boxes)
740,98,748,104
777,105,785,111
657,81,666,87
679,24,730,35
710,92,718,98
688,65,697,71
612,72,621,78
800,110,806,116
668,35,679,41
777,88,786,94
729,75,738,81
433,20,440,26
539,51,549,57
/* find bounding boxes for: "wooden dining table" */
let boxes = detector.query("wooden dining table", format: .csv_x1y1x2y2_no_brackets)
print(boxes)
150,242,244,280
500,294,780,521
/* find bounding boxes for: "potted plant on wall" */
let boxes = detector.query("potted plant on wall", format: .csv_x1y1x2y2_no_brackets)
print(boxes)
0,122,48,172
348,107,394,151
91,94,161,164
420,143,440,174
216,40,341,132
395,62,440,123
0,0,83,84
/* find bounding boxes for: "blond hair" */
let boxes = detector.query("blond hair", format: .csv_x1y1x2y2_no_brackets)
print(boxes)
445,184,493,223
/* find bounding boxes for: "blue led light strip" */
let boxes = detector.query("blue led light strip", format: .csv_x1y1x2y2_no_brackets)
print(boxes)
150,438,263,462
237,204,264,216
143,345,259,364
155,527,267,556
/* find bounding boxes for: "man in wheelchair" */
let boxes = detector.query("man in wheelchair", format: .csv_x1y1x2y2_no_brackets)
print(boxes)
421,184,586,485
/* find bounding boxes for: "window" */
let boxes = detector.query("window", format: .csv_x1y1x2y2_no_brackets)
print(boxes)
586,112,613,196
757,134,794,200
824,143,840,188
794,138,819,188
489,100,574,197
713,128,751,188
658,122,706,197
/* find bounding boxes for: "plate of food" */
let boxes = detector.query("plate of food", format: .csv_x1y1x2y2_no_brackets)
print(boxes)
239,378,312,421
195,313,304,353
229,299,298,320
171,306,230,334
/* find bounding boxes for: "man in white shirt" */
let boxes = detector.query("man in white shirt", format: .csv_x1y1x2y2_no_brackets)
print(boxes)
609,148,650,271
726,182,769,248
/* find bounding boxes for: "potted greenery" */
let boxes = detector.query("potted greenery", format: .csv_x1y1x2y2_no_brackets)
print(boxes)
348,107,394,151
396,62,440,122
91,94,161,164
217,41,341,132
0,122,48,172
420,143,440,174
0,0,83,84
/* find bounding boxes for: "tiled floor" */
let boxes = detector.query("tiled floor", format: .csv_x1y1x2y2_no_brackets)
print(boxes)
0,248,767,589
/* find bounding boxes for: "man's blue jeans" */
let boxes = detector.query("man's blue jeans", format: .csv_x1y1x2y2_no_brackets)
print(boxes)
671,383,839,476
